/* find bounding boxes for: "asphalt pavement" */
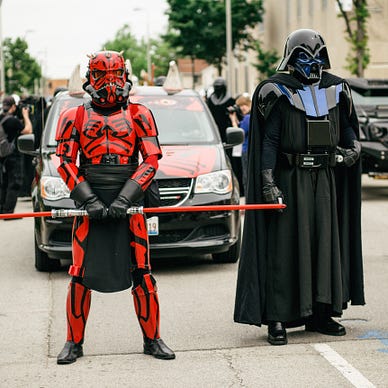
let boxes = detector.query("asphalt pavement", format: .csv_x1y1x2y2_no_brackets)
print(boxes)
0,176,387,388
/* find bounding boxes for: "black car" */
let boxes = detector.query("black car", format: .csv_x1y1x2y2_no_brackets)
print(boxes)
18,86,243,271
347,78,388,178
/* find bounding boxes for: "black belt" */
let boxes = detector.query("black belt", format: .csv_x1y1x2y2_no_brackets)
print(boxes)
283,153,336,168
81,154,138,165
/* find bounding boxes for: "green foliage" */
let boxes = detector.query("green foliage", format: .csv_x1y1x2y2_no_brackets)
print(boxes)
165,0,264,73
253,41,280,80
336,0,370,77
102,24,177,82
3,37,42,95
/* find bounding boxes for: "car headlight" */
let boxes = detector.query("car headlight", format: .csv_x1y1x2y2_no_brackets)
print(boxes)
194,170,233,194
40,176,70,200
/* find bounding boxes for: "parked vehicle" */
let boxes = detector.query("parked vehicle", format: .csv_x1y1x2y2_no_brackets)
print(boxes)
18,85,243,271
347,78,388,178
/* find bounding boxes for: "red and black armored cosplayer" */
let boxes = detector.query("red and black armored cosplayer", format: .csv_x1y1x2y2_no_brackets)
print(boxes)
55,50,175,364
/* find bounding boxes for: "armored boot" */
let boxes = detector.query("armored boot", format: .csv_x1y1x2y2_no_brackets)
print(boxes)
57,280,91,364
132,274,175,360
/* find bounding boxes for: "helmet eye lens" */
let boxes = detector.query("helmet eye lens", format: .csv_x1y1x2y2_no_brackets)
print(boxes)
114,69,124,77
297,52,310,62
92,70,105,79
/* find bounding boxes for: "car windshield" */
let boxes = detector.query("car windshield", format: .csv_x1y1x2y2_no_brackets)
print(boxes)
130,95,216,145
46,94,217,147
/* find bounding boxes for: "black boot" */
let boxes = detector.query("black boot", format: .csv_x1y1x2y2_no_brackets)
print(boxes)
267,321,287,345
305,316,346,336
57,341,83,364
143,338,175,360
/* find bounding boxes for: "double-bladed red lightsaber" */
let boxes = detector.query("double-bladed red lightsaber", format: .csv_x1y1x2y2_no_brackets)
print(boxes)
0,203,286,220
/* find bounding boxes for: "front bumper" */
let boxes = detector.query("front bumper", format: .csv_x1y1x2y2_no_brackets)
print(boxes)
361,141,388,176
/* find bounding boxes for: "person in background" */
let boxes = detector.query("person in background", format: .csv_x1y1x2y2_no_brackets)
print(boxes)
234,29,365,345
18,95,47,197
228,94,251,196
206,78,245,195
0,96,32,216
55,50,175,364
206,77,235,143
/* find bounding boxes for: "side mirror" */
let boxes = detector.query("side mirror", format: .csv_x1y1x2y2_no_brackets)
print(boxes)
17,134,39,156
224,127,244,149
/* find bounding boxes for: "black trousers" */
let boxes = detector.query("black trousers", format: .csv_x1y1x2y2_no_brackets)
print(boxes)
0,153,23,213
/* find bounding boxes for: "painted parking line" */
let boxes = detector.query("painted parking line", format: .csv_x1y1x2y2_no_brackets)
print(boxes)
313,343,375,388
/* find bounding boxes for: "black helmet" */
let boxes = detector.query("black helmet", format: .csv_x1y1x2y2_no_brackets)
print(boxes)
277,29,331,73
212,77,227,98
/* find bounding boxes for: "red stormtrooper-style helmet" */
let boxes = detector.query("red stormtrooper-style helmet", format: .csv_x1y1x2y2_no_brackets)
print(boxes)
83,50,132,107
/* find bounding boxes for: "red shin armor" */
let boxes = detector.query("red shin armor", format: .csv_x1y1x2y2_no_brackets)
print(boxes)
132,274,160,340
66,281,91,344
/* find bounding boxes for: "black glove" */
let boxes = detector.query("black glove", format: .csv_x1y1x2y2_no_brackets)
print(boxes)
70,181,107,220
336,140,361,167
109,179,143,218
261,169,284,211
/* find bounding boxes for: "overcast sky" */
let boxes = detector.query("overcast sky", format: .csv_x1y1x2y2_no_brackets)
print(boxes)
1,0,168,79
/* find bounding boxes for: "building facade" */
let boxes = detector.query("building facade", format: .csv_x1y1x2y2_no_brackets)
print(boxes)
228,0,388,97
260,0,387,77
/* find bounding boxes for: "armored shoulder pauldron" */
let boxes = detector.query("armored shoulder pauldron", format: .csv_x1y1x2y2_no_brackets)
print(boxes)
258,82,346,118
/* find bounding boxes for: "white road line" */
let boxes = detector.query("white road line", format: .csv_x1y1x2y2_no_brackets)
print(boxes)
313,343,375,388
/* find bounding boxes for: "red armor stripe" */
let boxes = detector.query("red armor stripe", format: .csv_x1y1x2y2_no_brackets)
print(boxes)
71,217,89,275
66,282,91,344
132,274,160,340
130,214,150,269
58,162,84,191
139,137,162,159
131,154,158,190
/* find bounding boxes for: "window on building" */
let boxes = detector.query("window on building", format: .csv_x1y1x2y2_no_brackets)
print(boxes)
322,0,328,10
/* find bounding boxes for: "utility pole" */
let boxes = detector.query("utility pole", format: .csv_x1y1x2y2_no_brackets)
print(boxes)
225,0,234,96
133,7,152,85
0,0,5,97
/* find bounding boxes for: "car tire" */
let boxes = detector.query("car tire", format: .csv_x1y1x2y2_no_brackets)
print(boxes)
34,237,61,272
212,233,241,263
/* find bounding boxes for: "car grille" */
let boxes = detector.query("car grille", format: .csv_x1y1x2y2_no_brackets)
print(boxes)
158,178,192,206
149,224,228,244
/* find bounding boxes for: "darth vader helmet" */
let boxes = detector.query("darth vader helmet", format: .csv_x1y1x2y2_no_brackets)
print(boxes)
277,29,331,83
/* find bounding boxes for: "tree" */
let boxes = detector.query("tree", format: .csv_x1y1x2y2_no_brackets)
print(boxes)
336,0,370,77
253,41,280,81
103,25,177,84
3,37,41,95
165,0,264,85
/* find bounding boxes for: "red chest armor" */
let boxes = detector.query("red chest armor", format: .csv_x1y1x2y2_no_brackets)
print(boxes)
55,102,162,191
78,107,138,164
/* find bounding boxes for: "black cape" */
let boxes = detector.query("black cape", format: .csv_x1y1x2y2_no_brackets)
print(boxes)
234,72,365,327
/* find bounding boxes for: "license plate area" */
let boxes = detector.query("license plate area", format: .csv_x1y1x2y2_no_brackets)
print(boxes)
147,216,159,236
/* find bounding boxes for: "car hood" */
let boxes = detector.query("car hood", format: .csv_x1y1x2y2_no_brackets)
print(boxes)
157,145,225,179
46,145,226,179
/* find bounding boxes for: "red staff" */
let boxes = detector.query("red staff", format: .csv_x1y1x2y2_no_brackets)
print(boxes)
0,203,286,219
